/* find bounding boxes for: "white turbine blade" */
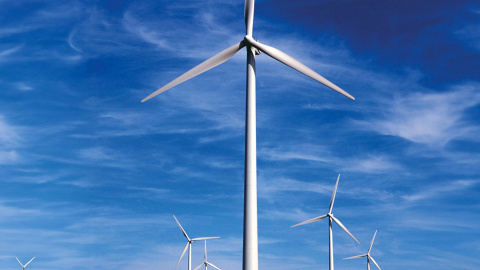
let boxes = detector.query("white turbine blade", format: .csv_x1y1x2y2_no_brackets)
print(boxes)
173,215,190,240
192,236,220,241
175,242,189,270
344,254,367,260
290,214,328,227
329,174,340,214
245,36,355,100
331,215,360,244
343,254,367,260
194,263,204,270
370,256,382,270
24,257,35,267
368,230,377,254
207,262,221,270
16,257,24,267
244,0,254,35
142,41,245,102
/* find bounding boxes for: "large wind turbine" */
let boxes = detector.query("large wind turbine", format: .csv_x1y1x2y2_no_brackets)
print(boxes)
142,1,355,270
194,239,221,270
344,230,382,270
174,215,220,270
291,175,359,270
16,257,35,270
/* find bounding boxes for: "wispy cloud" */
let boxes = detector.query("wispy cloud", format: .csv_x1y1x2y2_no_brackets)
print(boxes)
0,150,19,164
0,115,20,146
353,83,480,146
402,179,479,203
0,45,22,59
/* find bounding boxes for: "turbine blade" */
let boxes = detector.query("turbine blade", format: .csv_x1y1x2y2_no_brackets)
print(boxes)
16,257,24,267
194,263,204,270
244,0,254,35
329,174,340,214
208,262,221,270
24,257,35,267
370,256,382,270
192,237,220,241
173,215,190,240
368,230,377,254
290,214,328,227
175,242,189,270
343,254,367,260
331,215,360,244
142,41,245,102
245,36,354,100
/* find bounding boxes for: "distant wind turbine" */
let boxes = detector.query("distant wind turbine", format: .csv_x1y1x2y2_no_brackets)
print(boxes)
173,215,220,270
16,257,35,270
142,1,355,270
194,239,221,270
291,174,359,270
344,230,382,270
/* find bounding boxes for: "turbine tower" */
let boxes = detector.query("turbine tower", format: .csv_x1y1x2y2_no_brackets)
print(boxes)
344,230,382,270
142,2,355,270
194,239,221,270
16,257,35,270
174,215,220,270
291,175,359,270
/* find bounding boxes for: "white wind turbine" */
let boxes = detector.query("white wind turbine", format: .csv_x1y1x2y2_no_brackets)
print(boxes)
174,215,220,270
291,175,359,270
16,257,35,270
194,239,221,270
142,1,355,270
344,230,382,270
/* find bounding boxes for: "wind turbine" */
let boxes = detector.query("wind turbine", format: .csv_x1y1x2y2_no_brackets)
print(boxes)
16,257,35,270
194,239,221,270
142,1,355,270
344,230,382,270
291,175,359,270
174,215,220,270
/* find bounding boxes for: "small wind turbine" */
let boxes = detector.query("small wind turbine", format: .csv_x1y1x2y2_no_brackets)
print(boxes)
344,230,382,270
142,1,355,270
194,239,221,270
291,174,359,270
173,215,220,270
16,257,35,270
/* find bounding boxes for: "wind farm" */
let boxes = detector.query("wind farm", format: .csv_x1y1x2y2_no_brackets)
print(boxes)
141,0,354,269
2,0,480,270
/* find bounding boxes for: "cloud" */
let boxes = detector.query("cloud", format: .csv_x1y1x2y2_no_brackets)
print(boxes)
259,144,331,163
353,83,480,146
0,115,20,146
0,45,22,59
344,155,402,173
0,150,19,164
259,177,333,199
402,179,478,203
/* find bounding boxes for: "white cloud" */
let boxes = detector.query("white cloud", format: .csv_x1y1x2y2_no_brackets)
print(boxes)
14,82,33,91
0,115,20,145
0,45,22,59
402,179,478,203
354,83,480,146
0,150,19,164
345,155,402,173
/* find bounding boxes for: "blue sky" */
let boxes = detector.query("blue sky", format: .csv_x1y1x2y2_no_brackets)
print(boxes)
1,0,480,269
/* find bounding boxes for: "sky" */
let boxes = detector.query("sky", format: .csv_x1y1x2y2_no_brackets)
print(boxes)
1,0,480,269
